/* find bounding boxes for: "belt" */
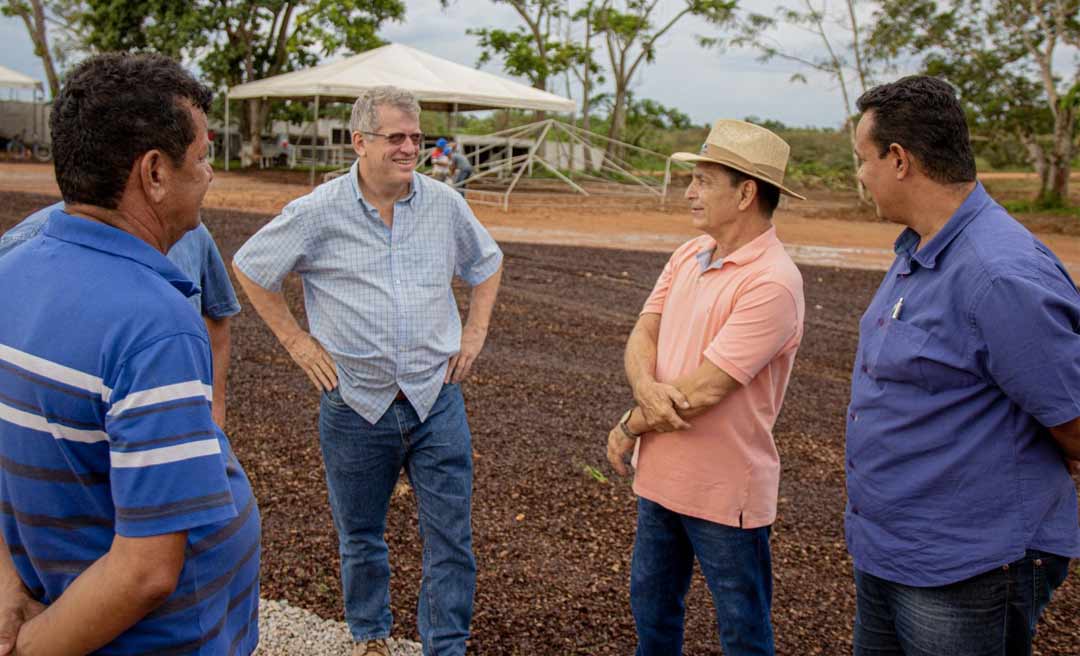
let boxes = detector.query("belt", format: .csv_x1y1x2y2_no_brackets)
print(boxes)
394,390,407,401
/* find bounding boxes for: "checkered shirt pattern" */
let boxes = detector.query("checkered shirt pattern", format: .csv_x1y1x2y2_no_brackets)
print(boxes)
234,162,502,423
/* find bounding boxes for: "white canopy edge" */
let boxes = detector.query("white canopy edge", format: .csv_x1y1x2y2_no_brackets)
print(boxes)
227,43,575,114
0,64,42,91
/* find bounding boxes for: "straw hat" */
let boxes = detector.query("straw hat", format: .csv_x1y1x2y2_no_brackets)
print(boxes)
672,119,806,200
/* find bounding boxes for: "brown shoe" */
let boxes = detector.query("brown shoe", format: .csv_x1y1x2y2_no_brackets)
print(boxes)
352,639,391,656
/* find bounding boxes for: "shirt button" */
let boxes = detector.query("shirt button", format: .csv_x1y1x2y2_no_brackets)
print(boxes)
861,365,868,374
877,318,884,327
850,412,857,421
851,507,859,515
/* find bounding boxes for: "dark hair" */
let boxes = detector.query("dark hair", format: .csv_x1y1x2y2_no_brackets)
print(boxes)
855,75,976,184
719,165,781,217
50,53,213,208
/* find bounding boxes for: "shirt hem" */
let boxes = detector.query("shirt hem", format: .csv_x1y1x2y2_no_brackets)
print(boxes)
633,481,775,529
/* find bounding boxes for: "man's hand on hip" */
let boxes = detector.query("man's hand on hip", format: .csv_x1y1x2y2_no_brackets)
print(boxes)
633,379,691,432
446,324,487,384
283,332,338,392
0,591,43,655
607,425,636,477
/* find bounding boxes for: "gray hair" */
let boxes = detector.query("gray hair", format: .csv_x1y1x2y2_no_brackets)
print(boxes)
350,86,421,134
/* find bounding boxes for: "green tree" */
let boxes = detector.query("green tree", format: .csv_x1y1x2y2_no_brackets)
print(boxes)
468,0,592,120
732,0,878,201
2,0,83,97
594,91,691,147
595,0,737,155
80,0,405,163
871,0,1079,206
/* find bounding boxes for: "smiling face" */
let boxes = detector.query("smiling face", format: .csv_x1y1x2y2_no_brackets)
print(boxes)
356,104,420,190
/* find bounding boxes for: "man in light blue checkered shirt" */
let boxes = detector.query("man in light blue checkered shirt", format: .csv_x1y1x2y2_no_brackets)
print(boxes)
232,86,502,656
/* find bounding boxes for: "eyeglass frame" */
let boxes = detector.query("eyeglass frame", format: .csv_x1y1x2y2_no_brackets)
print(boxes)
360,130,424,146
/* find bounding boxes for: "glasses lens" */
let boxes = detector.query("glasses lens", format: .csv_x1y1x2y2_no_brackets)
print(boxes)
385,132,423,146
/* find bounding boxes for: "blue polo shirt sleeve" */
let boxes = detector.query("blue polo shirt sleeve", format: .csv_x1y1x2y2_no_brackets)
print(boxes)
198,229,241,319
0,203,56,257
104,332,237,537
452,197,502,285
233,199,311,291
975,272,1080,427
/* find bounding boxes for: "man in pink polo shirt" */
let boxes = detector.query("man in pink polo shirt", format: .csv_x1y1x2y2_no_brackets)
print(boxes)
606,120,806,656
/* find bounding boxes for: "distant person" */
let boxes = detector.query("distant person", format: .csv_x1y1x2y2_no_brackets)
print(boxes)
430,136,451,182
607,120,806,656
232,85,502,656
846,75,1079,655
447,141,473,196
0,52,260,654
0,205,240,428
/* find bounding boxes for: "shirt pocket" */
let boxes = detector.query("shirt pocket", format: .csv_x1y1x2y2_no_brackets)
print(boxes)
866,319,930,388
867,319,979,393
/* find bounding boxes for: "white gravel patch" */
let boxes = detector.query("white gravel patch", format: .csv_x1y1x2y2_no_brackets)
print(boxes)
254,598,422,656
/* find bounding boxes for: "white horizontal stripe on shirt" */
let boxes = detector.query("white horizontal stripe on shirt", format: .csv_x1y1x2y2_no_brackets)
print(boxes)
107,380,213,417
0,342,113,401
0,400,109,444
110,438,221,469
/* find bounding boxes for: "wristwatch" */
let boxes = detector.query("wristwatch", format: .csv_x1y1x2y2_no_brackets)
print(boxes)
618,408,642,440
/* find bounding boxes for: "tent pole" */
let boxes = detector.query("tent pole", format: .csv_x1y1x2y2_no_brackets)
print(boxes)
224,92,230,171
310,95,320,186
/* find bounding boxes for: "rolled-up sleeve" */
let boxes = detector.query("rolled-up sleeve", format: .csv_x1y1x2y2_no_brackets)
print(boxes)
453,199,502,285
975,272,1080,427
233,199,310,292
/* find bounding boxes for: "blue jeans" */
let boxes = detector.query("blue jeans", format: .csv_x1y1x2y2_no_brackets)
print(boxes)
853,550,1071,656
319,383,476,656
630,497,775,656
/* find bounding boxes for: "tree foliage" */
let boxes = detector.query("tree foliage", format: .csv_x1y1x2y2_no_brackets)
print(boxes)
594,0,737,153
870,0,1080,205
2,0,82,97
731,0,877,200
79,0,406,162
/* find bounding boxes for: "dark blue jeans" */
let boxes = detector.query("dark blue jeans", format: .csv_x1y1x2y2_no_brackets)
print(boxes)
854,550,1071,656
319,384,476,656
630,497,775,656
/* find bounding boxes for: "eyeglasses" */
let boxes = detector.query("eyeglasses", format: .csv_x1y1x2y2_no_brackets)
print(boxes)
362,131,423,146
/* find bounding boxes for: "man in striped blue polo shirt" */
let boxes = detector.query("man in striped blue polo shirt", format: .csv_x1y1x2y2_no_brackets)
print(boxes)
0,53,260,654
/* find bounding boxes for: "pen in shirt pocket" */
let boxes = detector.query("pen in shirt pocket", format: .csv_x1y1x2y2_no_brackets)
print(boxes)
891,297,904,320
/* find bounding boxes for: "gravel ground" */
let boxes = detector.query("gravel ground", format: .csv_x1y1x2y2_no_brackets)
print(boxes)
256,598,421,656
1,191,1077,655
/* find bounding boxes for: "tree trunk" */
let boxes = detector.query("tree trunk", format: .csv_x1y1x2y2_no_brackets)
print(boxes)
242,99,269,167
1020,132,1051,202
1043,105,1076,206
605,84,627,160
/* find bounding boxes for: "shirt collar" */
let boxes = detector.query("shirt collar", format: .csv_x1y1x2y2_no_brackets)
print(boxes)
41,209,199,298
696,226,780,272
350,160,420,211
893,182,990,272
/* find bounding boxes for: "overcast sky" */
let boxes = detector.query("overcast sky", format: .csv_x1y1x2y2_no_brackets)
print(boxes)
3,1,903,128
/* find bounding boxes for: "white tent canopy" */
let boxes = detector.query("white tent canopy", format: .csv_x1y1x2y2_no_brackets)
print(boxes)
227,43,575,113
0,65,42,91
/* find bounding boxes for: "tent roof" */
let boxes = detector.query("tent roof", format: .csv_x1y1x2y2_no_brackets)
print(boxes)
227,43,575,113
0,64,42,90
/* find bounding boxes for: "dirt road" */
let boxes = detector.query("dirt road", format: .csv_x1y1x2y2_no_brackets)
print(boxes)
4,162,1079,273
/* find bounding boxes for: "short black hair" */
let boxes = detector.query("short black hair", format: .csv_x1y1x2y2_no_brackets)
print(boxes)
50,52,213,208
855,75,976,184
717,165,781,217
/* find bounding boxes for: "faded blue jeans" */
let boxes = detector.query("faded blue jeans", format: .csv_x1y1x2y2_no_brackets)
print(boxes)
630,497,775,656
318,383,476,656
854,550,1071,656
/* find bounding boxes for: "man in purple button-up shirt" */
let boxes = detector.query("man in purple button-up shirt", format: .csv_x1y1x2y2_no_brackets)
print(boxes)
846,75,1080,655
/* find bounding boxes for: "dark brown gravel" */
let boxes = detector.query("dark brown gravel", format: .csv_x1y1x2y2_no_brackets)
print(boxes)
2,192,1077,655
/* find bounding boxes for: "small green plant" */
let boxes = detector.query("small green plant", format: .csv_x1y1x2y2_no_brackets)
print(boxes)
583,465,608,484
